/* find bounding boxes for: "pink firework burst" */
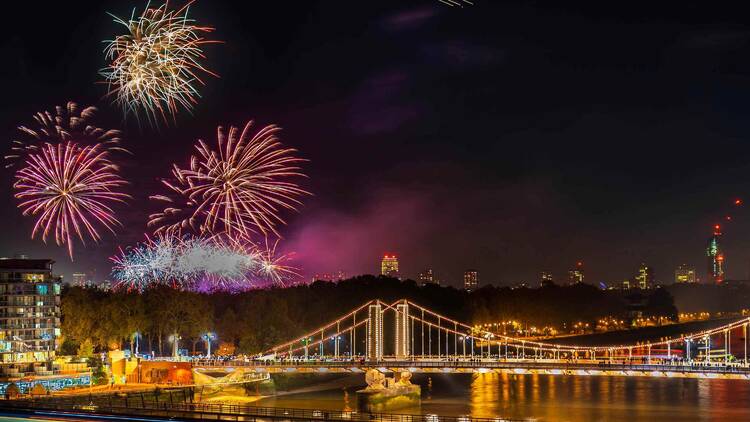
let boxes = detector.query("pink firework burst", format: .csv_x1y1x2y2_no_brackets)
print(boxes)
14,142,130,259
6,101,127,168
149,121,309,240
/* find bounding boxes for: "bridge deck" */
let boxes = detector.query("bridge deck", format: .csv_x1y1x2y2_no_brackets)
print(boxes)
192,359,750,379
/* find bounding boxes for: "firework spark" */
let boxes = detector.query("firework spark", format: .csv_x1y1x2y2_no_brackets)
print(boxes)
100,1,219,125
148,121,309,240
110,234,183,291
255,239,299,287
6,102,126,168
14,142,129,259
111,234,295,292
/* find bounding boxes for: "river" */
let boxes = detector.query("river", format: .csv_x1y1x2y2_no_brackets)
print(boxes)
254,373,750,421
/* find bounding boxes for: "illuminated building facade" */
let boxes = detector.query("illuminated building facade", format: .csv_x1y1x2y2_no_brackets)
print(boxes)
419,269,438,286
381,254,399,278
0,258,62,363
71,273,87,287
568,262,585,285
463,270,478,291
706,226,725,284
635,263,654,289
540,271,554,287
675,265,696,284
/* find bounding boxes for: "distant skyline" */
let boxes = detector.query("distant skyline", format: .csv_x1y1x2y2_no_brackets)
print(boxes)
3,1,750,289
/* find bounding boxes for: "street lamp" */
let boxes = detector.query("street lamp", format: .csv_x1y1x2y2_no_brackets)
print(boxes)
302,337,312,360
132,332,141,357
202,332,217,358
41,332,52,368
168,334,181,359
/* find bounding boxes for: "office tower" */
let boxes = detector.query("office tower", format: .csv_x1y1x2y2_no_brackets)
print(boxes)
635,263,654,289
674,265,696,284
381,254,399,278
71,273,87,287
419,269,438,286
463,269,478,291
540,271,554,287
568,261,585,285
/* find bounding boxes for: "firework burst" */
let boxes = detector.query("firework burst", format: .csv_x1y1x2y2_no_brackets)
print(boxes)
148,121,309,240
100,0,219,125
255,239,299,287
6,102,126,168
110,234,183,290
14,142,130,259
110,234,296,292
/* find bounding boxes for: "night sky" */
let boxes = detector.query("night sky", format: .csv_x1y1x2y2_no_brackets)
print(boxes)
2,1,750,287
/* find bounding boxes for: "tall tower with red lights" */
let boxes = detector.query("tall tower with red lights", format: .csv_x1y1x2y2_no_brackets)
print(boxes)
706,225,725,284
380,254,399,278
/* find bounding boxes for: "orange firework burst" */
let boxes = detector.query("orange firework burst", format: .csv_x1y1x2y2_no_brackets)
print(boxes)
148,121,309,240
256,238,299,287
100,0,219,125
14,142,130,259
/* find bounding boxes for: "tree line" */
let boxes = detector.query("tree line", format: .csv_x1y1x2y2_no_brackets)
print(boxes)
60,276,679,356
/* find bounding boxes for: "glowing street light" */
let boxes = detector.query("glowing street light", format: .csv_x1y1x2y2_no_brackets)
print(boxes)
202,332,217,358
168,333,181,358
132,332,141,356
41,332,53,366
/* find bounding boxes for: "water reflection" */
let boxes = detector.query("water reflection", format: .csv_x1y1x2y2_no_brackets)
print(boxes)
464,373,750,421
253,373,750,421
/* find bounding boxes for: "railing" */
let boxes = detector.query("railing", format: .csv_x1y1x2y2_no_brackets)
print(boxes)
193,357,750,375
3,391,526,422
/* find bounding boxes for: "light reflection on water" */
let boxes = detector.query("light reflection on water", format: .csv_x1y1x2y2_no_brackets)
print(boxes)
254,373,750,421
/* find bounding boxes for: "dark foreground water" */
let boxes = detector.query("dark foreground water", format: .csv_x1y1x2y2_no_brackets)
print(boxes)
255,373,750,421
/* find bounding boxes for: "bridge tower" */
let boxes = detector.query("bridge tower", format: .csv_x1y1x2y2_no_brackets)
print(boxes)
367,302,383,361
395,301,410,358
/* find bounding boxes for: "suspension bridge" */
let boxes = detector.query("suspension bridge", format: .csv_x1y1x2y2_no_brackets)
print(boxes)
194,299,750,380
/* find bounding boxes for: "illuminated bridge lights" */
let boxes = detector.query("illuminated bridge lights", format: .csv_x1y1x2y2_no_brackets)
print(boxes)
245,298,750,380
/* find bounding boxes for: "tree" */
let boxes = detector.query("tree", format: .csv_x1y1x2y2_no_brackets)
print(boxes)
61,287,99,344
87,356,107,385
216,308,242,348
59,275,683,358
77,339,94,358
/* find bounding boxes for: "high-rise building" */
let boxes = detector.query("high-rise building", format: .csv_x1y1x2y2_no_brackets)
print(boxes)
568,262,585,285
635,263,654,289
381,254,399,278
71,272,87,287
0,257,62,362
707,225,725,284
463,270,478,291
418,269,438,286
675,265,696,284
540,271,554,287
